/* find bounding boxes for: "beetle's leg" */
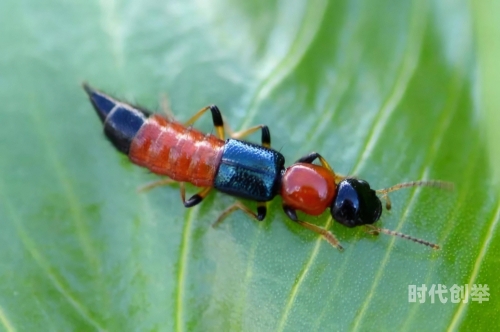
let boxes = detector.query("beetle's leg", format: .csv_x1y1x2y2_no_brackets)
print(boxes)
138,178,177,192
295,152,346,182
213,201,266,227
283,206,343,251
295,152,331,169
159,93,175,120
186,103,272,146
231,125,271,148
185,105,225,140
256,202,267,221
180,183,212,208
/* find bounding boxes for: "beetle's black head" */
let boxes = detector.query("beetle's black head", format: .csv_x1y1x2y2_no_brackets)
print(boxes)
330,178,382,228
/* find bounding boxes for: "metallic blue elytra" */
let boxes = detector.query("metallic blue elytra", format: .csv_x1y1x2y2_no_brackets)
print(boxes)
214,139,285,201
83,84,148,154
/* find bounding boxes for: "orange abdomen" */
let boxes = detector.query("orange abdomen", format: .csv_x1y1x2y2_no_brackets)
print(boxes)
128,114,225,187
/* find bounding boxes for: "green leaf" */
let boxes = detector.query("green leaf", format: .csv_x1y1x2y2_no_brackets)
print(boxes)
1,0,498,330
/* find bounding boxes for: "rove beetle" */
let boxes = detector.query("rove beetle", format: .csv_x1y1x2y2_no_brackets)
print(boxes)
83,83,452,250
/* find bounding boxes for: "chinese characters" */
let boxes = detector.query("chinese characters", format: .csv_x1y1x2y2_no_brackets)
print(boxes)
408,284,489,303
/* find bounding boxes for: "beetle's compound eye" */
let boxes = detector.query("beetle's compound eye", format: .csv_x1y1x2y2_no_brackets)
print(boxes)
330,179,382,227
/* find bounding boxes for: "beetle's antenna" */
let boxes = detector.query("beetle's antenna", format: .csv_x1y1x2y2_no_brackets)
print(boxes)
376,180,454,210
365,225,440,249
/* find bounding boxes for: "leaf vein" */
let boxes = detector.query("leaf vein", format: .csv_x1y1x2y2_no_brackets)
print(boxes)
238,0,329,130
0,187,105,330
0,304,16,332
447,203,500,330
175,205,198,332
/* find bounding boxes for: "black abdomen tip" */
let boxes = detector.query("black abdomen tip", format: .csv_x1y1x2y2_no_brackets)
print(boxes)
82,83,119,122
83,83,150,154
104,106,147,154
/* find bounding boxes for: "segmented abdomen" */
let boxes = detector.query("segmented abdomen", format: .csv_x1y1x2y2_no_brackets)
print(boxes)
128,114,225,187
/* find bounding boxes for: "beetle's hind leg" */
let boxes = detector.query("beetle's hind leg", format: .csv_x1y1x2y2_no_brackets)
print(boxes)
138,179,213,208
180,184,212,207
158,93,175,120
230,125,271,148
138,178,177,192
213,201,267,227
186,103,273,148
184,105,226,140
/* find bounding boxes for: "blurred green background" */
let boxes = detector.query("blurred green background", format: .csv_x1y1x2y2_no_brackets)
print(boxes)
1,0,499,330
